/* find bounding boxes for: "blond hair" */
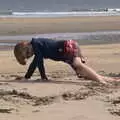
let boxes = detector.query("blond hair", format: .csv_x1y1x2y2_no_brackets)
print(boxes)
14,42,27,65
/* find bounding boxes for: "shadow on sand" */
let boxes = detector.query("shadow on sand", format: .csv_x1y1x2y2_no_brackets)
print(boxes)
0,77,94,86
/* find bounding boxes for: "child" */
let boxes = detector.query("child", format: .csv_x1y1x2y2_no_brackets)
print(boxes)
14,37,114,84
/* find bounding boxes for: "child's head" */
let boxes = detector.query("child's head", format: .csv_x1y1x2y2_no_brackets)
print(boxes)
14,41,34,65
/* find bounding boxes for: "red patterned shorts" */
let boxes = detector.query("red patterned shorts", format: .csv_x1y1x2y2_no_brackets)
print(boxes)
64,40,78,58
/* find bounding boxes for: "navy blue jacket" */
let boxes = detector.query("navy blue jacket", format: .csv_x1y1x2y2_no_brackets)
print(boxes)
25,38,66,79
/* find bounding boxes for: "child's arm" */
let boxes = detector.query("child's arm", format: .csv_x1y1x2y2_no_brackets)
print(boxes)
37,58,47,80
25,55,47,80
24,56,37,79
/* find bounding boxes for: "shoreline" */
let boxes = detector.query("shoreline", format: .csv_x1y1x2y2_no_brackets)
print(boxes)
1,40,120,51
1,30,120,50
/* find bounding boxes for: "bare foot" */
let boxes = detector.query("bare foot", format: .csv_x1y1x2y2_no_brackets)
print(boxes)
99,79,107,85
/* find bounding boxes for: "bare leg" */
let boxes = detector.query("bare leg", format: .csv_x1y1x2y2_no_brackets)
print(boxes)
72,57,114,84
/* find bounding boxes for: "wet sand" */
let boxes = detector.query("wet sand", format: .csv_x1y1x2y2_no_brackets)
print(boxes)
0,16,120,35
0,16,120,120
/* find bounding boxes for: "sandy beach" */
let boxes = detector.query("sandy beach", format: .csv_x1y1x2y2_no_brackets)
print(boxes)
1,16,120,120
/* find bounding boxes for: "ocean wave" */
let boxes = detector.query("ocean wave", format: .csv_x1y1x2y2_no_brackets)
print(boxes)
0,8,120,17
12,10,120,17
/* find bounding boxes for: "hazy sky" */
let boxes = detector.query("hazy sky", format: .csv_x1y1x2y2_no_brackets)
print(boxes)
0,0,120,11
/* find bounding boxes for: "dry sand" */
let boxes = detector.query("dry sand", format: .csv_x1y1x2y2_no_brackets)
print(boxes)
1,44,120,120
0,16,120,120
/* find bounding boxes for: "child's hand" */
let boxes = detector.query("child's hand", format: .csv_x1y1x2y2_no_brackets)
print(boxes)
15,76,28,81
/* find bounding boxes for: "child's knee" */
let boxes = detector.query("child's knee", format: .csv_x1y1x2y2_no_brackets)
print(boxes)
73,57,83,68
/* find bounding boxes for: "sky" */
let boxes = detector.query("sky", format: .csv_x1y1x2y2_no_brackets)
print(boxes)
0,0,120,11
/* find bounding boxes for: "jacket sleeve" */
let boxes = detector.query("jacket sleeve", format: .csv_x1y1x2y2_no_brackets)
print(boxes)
36,56,46,79
25,56,37,79
25,49,46,79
